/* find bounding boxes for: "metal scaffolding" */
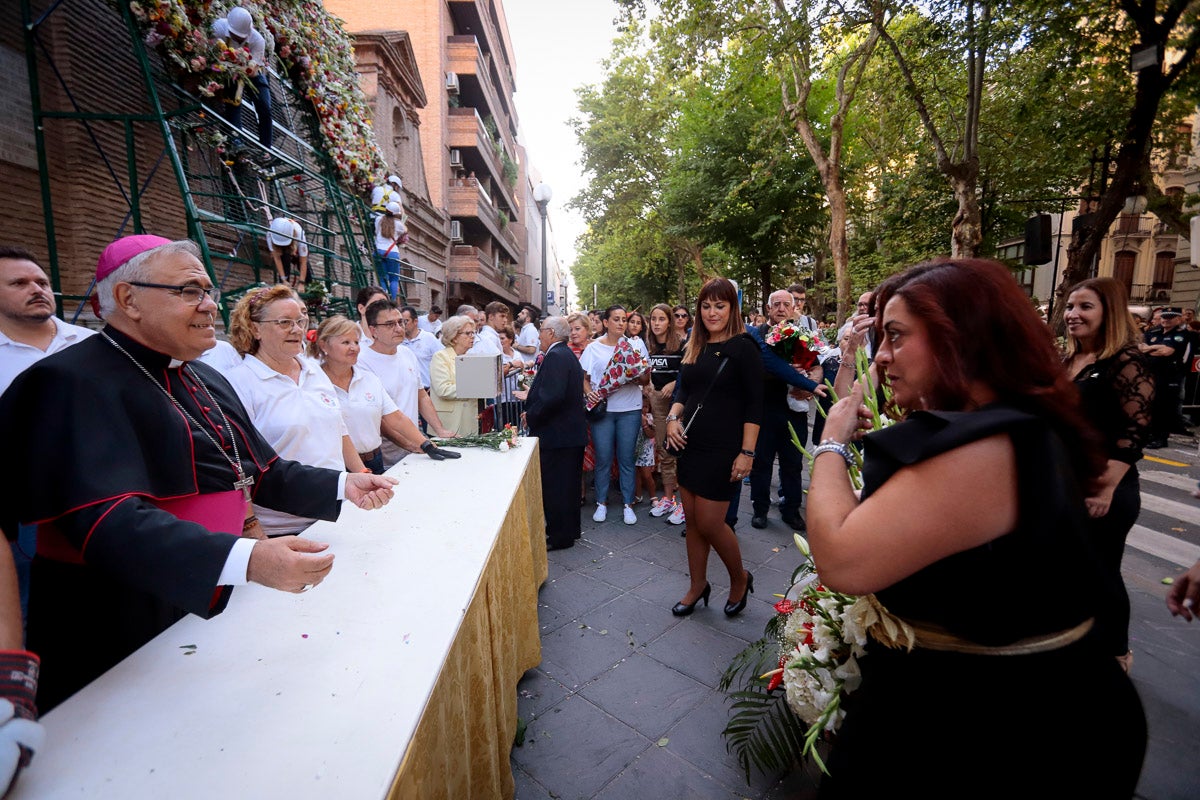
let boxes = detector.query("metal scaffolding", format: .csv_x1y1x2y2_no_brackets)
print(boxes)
21,0,423,325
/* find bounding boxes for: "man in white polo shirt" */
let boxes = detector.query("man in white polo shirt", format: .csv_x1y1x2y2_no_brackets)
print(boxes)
0,245,97,618
398,304,442,391
417,304,443,336
357,299,455,465
0,246,94,396
514,305,539,356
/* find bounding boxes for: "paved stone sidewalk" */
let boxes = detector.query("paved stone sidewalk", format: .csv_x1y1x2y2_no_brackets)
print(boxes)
510,483,823,800
511,482,1200,800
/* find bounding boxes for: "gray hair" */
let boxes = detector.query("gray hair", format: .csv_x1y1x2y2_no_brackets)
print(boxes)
455,304,478,317
97,240,202,318
542,315,569,341
439,314,475,347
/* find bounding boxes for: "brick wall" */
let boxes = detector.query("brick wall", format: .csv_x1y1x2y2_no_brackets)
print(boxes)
5,0,190,309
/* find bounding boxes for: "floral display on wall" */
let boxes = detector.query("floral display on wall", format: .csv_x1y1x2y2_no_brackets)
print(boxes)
124,0,388,193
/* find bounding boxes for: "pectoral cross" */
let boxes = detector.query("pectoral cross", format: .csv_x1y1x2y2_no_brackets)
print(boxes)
234,470,255,503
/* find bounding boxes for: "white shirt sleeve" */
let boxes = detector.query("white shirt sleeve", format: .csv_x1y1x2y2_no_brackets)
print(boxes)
217,473,350,586
217,537,256,585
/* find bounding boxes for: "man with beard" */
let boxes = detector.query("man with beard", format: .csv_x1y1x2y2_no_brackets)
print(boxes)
0,246,94,396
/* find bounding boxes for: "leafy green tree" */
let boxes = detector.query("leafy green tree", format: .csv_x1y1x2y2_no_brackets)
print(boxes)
660,33,826,312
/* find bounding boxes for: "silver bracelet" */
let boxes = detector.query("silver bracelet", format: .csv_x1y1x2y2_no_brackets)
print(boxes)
811,440,855,467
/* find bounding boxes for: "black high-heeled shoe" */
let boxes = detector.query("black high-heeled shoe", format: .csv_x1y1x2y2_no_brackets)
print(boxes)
672,583,711,617
724,571,754,617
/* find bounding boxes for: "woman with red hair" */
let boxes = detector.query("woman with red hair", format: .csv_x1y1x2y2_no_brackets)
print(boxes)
808,260,1145,797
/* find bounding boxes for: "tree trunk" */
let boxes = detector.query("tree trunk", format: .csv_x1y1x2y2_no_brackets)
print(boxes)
949,159,982,258
1051,63,1169,332
759,262,772,315
811,246,827,320
827,181,853,324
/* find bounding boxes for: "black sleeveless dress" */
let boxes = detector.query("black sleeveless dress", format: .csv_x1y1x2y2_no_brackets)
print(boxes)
819,405,1146,799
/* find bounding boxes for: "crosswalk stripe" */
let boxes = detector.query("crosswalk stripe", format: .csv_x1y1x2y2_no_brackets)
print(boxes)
1127,524,1200,568
1139,493,1200,527
1140,470,1198,493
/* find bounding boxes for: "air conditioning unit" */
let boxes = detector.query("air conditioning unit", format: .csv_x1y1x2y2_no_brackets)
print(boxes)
445,72,460,94
449,148,463,168
1154,289,1171,301
449,220,463,242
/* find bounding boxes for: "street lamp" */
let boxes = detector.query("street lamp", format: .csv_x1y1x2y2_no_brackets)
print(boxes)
533,182,552,314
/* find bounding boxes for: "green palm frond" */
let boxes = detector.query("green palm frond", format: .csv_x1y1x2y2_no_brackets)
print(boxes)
719,637,809,782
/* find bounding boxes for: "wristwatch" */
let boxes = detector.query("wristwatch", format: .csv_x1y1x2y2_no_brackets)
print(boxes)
666,414,680,422
740,449,755,457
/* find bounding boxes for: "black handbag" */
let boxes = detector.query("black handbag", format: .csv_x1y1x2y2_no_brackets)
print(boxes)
665,355,729,455
585,398,608,422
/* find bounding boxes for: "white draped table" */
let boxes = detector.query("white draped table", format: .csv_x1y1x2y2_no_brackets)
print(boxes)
15,439,547,799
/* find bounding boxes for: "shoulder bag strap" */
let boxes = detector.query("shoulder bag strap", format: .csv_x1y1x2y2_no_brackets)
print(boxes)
680,355,730,436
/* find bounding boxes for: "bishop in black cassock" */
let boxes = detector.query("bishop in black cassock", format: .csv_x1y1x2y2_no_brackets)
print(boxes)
0,236,397,710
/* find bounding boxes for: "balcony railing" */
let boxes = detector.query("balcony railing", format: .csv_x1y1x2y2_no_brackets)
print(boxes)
1114,214,1153,235
447,107,518,214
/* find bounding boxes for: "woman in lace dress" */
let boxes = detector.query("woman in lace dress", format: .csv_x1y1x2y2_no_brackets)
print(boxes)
1063,277,1155,672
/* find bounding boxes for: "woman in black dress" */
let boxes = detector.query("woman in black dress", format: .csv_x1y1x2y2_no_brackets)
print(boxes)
665,279,763,617
1063,277,1154,672
808,260,1145,797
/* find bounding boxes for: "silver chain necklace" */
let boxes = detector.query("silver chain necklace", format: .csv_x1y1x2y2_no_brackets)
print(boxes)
101,332,255,502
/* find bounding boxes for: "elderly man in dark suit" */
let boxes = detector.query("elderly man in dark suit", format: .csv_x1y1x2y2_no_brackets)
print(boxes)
519,316,587,550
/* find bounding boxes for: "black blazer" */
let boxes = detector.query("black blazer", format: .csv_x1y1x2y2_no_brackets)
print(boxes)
525,342,587,449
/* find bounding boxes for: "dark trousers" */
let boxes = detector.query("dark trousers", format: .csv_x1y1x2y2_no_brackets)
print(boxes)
750,406,808,516
541,445,584,548
221,73,273,148
1087,469,1140,655
1149,370,1182,442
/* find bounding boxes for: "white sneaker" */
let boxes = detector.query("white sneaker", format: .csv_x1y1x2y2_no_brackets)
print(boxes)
668,504,686,525
593,504,607,523
623,505,637,525
650,496,675,518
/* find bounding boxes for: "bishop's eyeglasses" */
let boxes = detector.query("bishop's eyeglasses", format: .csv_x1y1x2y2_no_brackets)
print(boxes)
127,281,220,306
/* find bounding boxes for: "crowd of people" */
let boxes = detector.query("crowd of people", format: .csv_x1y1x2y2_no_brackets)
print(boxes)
4,232,1200,794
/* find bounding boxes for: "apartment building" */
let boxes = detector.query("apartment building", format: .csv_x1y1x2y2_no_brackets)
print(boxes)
330,0,536,314
1007,118,1200,312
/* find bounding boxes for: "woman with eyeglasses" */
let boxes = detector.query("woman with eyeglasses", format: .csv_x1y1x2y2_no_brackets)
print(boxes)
309,315,442,475
672,305,692,338
429,314,481,436
226,285,365,536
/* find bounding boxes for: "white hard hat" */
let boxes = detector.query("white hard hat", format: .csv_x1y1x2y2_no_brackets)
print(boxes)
227,7,253,39
387,175,402,188
268,217,296,247
385,201,402,215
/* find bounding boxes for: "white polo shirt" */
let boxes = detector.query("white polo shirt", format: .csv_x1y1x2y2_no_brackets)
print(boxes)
469,325,502,356
0,318,95,397
516,321,539,352
226,354,348,536
194,339,243,372
335,365,400,453
399,329,442,388
357,344,422,466
417,314,442,336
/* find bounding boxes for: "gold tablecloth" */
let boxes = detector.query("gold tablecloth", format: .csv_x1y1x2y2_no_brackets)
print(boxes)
389,442,548,799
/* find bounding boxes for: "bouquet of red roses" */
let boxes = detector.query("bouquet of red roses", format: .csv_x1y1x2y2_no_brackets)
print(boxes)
764,321,820,371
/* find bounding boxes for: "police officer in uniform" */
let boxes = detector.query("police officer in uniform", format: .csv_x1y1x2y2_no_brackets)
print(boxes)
1142,307,1191,448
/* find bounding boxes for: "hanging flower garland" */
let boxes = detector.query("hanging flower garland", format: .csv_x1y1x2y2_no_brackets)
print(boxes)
123,0,388,194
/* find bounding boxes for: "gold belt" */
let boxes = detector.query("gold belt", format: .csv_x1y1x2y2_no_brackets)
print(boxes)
906,618,1094,656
